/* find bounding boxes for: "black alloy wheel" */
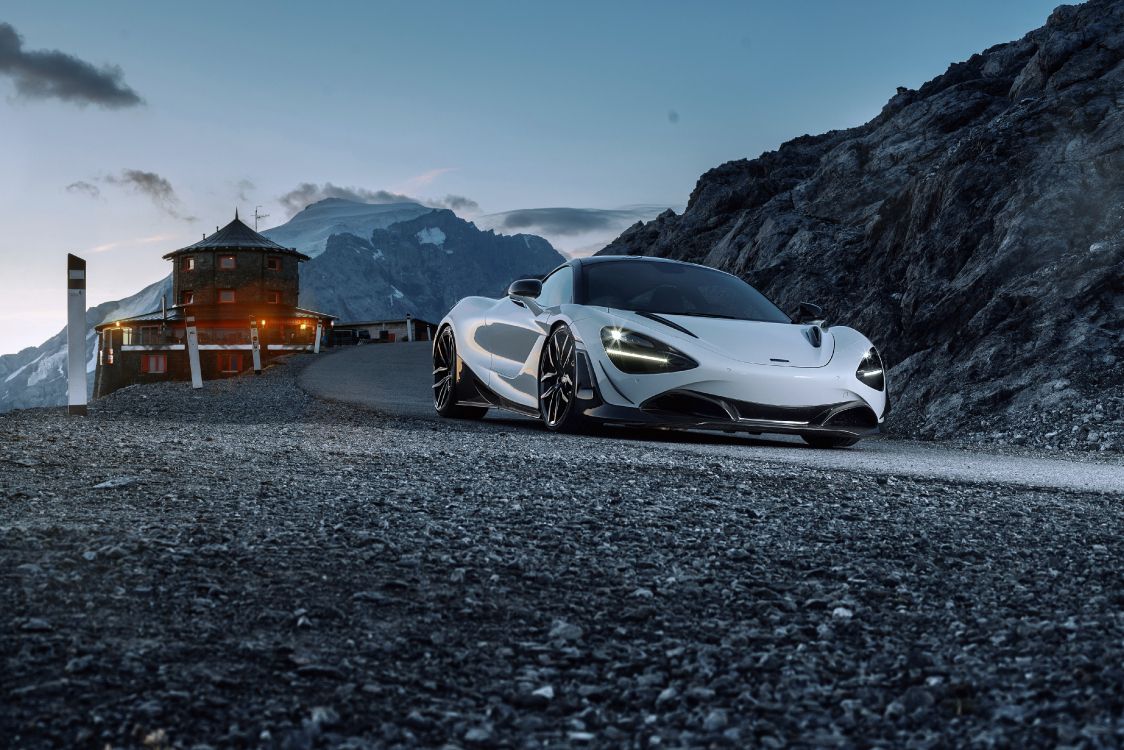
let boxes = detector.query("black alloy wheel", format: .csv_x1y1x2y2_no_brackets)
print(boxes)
538,325,587,432
433,326,487,419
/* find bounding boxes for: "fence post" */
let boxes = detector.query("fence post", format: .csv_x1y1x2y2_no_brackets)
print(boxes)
250,317,262,374
185,314,203,389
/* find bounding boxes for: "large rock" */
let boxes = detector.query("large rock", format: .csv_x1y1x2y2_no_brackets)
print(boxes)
600,1,1124,445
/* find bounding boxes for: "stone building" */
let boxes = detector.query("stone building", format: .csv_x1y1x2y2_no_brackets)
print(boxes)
93,213,334,398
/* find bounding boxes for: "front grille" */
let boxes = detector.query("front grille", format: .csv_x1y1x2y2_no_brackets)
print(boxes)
824,406,878,429
642,392,731,421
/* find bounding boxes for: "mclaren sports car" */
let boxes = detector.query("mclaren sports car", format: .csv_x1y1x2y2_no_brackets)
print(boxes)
432,256,888,447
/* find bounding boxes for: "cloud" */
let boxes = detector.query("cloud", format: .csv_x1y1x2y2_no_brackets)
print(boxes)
102,169,195,221
401,167,456,192
278,182,418,216
66,180,100,198
89,233,177,254
278,182,481,217
235,178,255,203
488,207,664,236
472,205,679,256
433,194,479,213
0,22,143,108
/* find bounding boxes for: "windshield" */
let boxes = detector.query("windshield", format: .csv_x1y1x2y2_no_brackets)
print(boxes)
581,260,791,323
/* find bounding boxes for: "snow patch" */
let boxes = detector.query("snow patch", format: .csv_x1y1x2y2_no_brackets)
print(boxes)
415,227,446,247
390,287,405,300
5,353,45,383
28,349,66,387
372,249,384,262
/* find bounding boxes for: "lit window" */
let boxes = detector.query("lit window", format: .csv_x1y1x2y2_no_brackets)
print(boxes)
182,256,196,271
218,352,243,373
142,354,167,374
266,291,280,304
181,290,194,305
266,256,281,271
218,289,236,303
219,255,236,269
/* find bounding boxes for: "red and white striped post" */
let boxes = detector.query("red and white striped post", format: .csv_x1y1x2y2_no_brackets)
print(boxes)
313,321,323,354
66,254,87,416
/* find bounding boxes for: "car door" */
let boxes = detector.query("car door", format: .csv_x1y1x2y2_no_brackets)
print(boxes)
485,266,573,406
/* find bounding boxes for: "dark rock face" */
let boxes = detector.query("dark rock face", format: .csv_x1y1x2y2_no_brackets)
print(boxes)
601,1,1124,447
300,209,565,323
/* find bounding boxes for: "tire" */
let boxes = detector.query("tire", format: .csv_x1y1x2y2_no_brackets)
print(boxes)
538,325,588,433
802,434,860,449
433,326,488,420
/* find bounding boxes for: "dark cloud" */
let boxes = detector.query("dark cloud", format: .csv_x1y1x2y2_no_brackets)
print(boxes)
433,194,480,213
495,207,664,236
0,23,143,108
235,179,254,203
667,109,680,124
66,180,100,198
103,169,194,221
279,182,418,216
279,182,481,217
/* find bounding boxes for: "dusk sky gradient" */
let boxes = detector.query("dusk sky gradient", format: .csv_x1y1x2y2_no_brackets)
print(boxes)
1,0,1060,353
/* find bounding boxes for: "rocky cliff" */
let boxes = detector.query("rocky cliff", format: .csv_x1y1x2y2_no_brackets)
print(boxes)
601,0,1124,451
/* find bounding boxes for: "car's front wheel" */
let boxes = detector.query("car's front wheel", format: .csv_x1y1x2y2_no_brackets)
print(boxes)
433,326,488,420
802,434,860,449
538,325,588,433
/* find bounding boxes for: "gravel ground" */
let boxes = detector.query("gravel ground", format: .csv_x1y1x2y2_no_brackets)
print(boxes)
2,356,1123,749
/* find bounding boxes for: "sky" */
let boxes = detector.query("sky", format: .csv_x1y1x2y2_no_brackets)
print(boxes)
0,0,1061,354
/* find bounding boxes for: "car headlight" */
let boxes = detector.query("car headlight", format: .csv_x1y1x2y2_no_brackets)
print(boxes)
600,327,697,374
856,347,885,391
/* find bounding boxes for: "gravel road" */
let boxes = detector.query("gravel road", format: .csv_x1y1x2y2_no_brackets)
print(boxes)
300,343,1124,494
2,352,1122,749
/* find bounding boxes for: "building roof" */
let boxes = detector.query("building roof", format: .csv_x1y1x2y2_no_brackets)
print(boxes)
163,212,309,260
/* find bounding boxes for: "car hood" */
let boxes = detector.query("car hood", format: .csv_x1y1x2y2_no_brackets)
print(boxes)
610,311,835,368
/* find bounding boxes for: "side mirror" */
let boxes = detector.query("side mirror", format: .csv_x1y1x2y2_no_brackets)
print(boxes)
795,302,825,324
507,278,542,298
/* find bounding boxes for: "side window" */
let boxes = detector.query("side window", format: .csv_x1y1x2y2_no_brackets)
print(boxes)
537,267,572,308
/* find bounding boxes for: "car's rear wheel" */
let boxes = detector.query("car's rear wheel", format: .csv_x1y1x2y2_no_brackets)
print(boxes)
802,434,860,449
538,325,587,433
433,326,487,419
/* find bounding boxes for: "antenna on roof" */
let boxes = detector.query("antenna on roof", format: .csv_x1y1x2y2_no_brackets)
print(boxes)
254,206,269,231
235,207,239,221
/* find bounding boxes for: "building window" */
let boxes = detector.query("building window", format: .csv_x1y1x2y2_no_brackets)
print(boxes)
266,256,281,271
266,290,281,304
182,256,196,272
141,354,167,374
181,290,194,305
218,289,236,303
219,255,236,270
218,352,243,374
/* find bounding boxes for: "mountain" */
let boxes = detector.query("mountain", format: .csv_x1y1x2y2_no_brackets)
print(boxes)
0,276,172,413
299,208,565,322
600,0,1124,451
261,198,434,259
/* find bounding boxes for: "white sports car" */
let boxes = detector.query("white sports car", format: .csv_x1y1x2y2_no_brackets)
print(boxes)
433,256,888,447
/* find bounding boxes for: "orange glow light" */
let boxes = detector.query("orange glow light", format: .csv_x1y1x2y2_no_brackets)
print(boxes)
260,319,266,327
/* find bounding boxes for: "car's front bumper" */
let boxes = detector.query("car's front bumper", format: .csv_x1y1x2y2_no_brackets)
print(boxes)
572,351,882,438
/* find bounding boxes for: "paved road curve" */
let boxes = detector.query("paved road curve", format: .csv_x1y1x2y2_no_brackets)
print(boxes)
300,342,1124,495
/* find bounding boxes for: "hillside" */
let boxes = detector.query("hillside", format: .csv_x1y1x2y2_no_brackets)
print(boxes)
601,0,1124,451
300,209,564,323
